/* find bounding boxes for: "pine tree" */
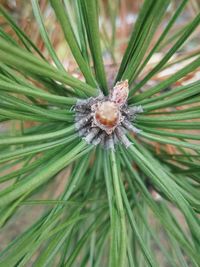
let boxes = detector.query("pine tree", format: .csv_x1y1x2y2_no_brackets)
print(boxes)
0,1,200,266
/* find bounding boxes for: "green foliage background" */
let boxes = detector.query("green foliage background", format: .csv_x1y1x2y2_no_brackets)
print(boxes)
0,0,200,266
